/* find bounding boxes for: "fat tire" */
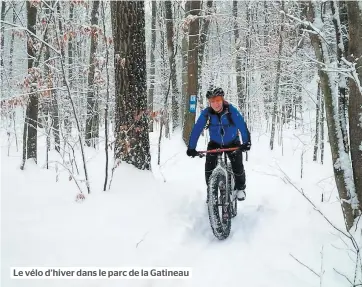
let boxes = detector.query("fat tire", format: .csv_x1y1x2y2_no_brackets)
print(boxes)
207,168,231,240
227,162,237,218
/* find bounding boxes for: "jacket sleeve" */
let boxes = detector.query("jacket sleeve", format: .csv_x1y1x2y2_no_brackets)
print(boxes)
229,104,250,144
188,109,208,149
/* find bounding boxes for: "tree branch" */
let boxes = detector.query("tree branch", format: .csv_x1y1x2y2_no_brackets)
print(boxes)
0,20,61,55
290,253,320,278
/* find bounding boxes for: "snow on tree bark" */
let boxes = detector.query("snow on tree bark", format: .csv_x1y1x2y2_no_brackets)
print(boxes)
0,1,5,88
331,0,349,154
165,1,179,131
85,1,100,148
307,1,357,230
313,81,321,161
346,1,362,213
197,0,213,111
233,1,243,113
269,1,284,151
148,0,156,132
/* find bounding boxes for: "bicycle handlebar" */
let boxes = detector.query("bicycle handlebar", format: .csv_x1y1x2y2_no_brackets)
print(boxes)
198,147,240,154
195,146,247,158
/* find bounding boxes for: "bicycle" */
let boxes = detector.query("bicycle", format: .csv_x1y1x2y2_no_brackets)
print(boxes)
196,146,245,240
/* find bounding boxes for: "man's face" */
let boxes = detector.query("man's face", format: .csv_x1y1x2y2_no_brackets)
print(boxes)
209,96,223,113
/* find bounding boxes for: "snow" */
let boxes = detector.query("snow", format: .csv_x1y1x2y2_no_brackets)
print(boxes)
359,1,362,17
1,127,361,287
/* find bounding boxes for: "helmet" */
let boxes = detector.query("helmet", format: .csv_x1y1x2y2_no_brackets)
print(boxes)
206,87,224,99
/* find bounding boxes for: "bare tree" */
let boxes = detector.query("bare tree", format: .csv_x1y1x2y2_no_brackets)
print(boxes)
181,1,191,127
101,2,111,191
148,0,156,132
320,92,325,164
269,1,284,150
164,1,179,131
8,2,16,82
331,0,349,153
198,0,213,110
233,1,243,111
112,1,151,170
306,2,357,230
44,1,60,153
182,0,201,145
313,81,321,161
158,3,170,138
85,0,100,147
346,1,362,212
21,1,38,168
0,1,6,88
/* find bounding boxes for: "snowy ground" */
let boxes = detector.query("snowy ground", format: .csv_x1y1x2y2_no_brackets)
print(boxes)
1,128,361,287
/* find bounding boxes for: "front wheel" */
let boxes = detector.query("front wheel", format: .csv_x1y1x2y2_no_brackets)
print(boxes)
227,162,237,218
207,168,231,240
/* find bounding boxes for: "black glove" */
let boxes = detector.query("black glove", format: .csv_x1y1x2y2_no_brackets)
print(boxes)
239,142,251,151
186,148,198,157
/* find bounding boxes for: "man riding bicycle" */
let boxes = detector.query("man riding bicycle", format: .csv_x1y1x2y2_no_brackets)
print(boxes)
186,87,251,201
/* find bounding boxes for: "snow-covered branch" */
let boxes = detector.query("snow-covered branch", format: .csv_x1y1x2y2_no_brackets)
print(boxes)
0,20,61,55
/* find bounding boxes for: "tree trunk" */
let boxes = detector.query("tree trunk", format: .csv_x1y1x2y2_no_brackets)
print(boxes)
51,88,61,153
21,1,38,168
85,0,100,147
320,92,325,164
269,1,284,150
164,1,179,131
331,0,349,153
9,2,16,87
233,1,243,112
246,3,253,122
57,2,71,139
148,0,156,132
159,3,169,138
182,1,200,145
112,1,151,170
44,6,52,155
181,1,191,127
68,2,74,96
346,1,362,213
101,2,110,191
241,2,250,115
308,2,356,230
313,81,321,161
1,1,6,88
44,1,60,153
197,0,213,110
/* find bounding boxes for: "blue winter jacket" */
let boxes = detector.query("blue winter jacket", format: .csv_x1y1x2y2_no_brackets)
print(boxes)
188,102,250,150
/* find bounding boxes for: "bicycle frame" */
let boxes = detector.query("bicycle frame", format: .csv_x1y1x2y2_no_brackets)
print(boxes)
198,147,239,203
195,147,241,240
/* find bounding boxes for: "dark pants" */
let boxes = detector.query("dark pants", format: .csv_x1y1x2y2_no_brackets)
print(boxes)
205,140,246,190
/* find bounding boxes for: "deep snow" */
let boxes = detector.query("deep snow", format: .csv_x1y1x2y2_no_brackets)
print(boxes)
1,128,361,287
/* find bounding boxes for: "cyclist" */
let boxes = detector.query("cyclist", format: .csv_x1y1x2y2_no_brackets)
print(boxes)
186,87,251,201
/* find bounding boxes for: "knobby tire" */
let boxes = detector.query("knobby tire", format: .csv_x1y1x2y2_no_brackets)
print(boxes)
207,168,231,240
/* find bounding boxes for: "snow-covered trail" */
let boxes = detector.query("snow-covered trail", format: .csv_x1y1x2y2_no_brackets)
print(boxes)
1,130,355,287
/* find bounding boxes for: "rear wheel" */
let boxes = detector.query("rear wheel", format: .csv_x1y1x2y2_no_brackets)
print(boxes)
207,168,231,240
